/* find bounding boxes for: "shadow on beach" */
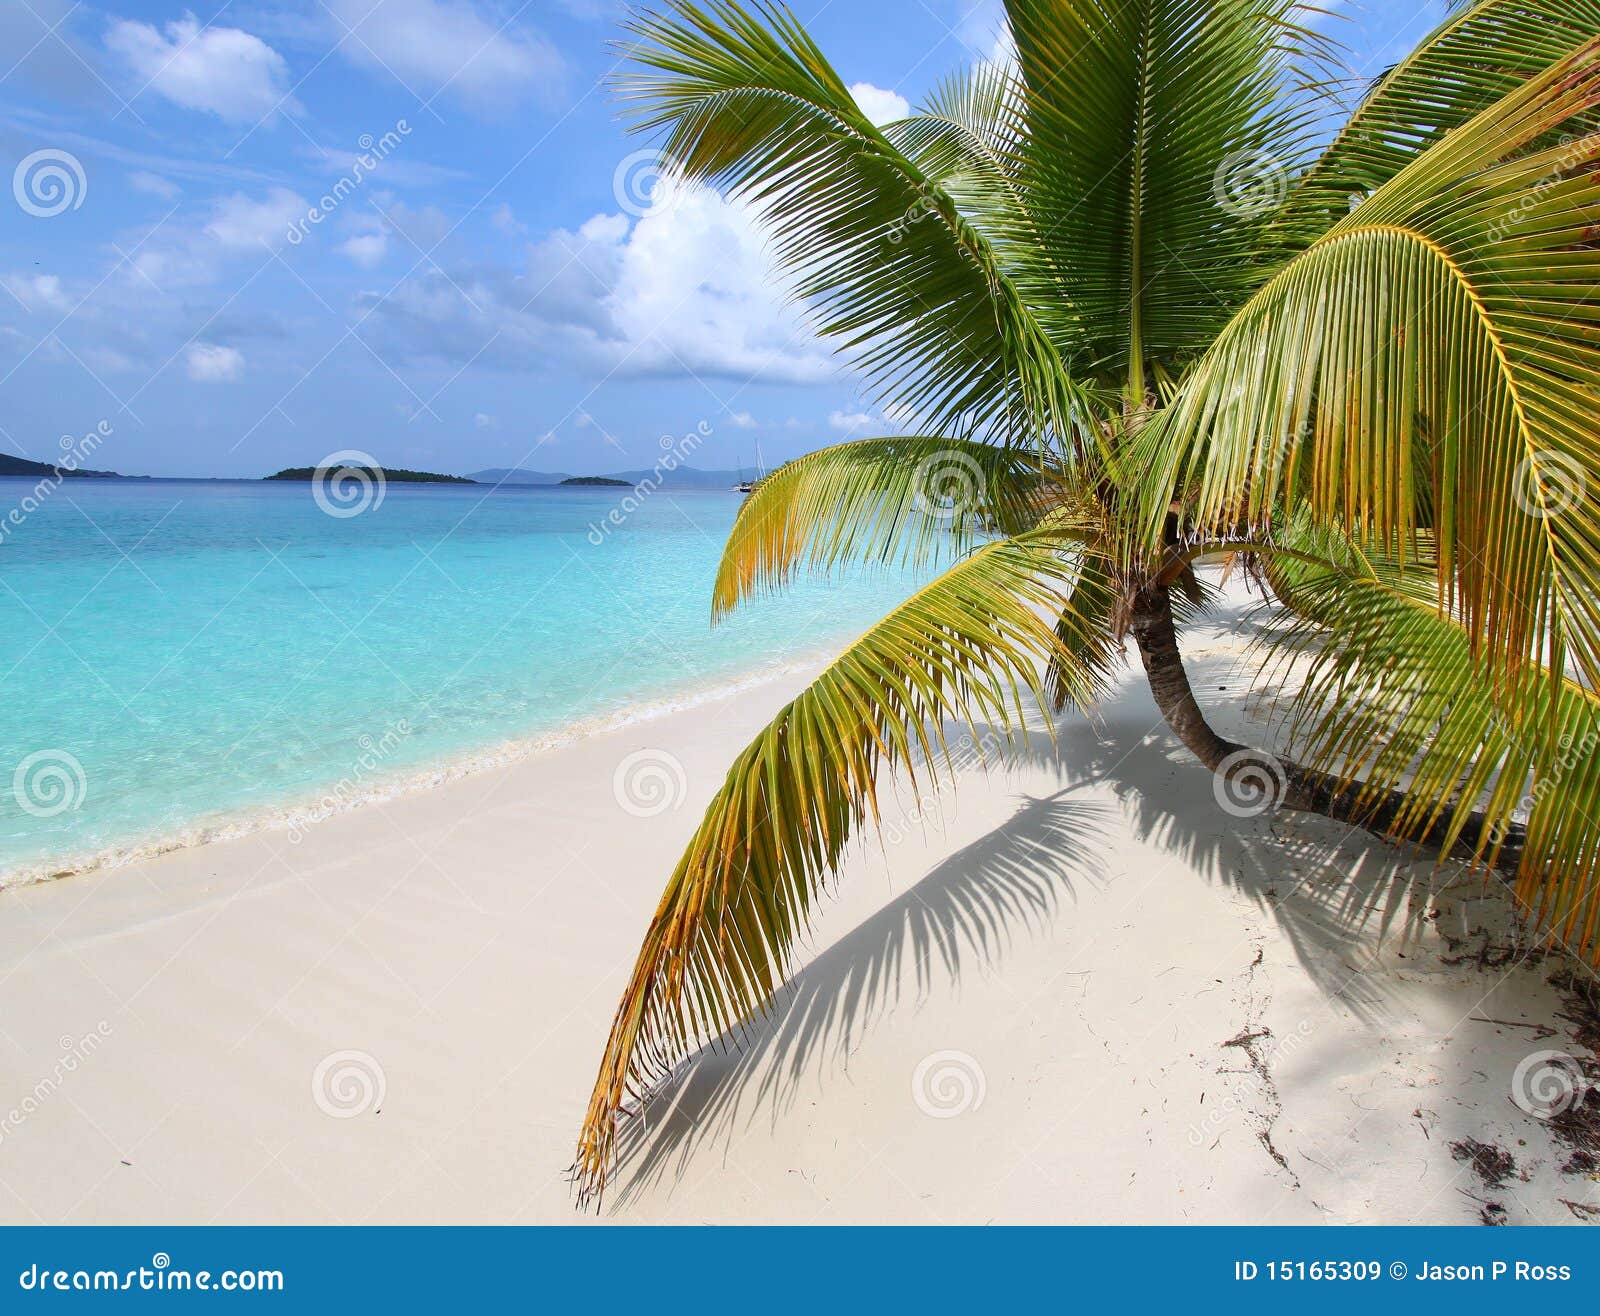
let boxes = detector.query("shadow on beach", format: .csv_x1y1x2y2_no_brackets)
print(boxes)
604,660,1527,1210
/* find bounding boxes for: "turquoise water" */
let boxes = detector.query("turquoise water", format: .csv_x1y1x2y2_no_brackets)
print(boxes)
0,478,914,879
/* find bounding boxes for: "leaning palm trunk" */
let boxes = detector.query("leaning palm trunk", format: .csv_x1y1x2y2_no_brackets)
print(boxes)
573,0,1600,1202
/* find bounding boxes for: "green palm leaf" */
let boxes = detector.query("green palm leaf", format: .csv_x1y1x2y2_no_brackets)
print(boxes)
575,531,1103,1200
617,0,1082,439
1293,0,1600,226
1005,0,1322,395
1258,525,1600,960
1144,39,1600,692
712,436,1063,617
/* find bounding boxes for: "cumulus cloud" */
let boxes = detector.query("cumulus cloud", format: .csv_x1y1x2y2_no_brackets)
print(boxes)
324,0,565,112
340,232,389,267
205,187,308,250
359,182,838,386
2,273,72,313
186,343,244,380
829,409,877,434
849,82,910,126
106,16,297,122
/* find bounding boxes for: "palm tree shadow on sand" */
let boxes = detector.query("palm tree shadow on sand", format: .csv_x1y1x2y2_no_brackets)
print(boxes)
606,682,1523,1210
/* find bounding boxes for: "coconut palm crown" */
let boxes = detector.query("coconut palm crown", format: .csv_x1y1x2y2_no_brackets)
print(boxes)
574,0,1600,1200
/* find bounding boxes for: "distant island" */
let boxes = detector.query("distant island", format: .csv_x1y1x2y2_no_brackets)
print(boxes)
265,465,476,484
559,476,631,487
0,453,127,480
470,466,750,490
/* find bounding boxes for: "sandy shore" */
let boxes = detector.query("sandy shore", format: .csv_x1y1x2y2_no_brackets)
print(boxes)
0,578,1595,1225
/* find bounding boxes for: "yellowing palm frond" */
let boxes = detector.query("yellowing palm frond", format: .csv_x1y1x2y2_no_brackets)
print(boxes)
574,531,1103,1201
1259,525,1600,960
712,436,1065,617
1145,39,1600,692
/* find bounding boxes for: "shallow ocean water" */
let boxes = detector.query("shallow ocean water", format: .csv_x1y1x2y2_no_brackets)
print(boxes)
0,477,917,879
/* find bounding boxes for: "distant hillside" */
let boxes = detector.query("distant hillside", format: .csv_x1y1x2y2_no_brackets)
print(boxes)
265,465,476,484
559,476,630,487
469,466,746,490
0,452,126,479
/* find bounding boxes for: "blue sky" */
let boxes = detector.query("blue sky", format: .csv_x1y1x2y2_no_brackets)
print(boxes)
0,0,1449,479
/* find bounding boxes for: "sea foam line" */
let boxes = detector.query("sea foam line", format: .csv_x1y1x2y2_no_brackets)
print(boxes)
0,646,836,890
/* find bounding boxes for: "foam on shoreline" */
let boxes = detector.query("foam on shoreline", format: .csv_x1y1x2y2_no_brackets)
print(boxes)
0,643,837,890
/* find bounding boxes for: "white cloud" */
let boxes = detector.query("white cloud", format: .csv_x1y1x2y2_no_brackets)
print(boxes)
359,182,837,386
186,343,244,380
849,82,909,127
474,412,499,429
728,411,758,429
340,233,389,267
106,16,297,122
205,187,308,250
2,273,71,312
324,0,565,112
490,202,525,237
829,409,877,434
128,171,180,199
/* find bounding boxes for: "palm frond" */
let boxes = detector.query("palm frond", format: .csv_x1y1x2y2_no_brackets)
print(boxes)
1257,524,1600,961
618,0,1084,439
712,436,1064,617
1292,0,1600,226
1143,39,1600,693
1005,0,1324,393
575,530,1104,1200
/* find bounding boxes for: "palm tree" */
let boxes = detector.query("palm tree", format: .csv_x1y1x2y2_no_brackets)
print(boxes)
575,0,1600,1200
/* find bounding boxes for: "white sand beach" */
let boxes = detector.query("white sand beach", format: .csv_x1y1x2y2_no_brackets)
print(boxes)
0,578,1594,1226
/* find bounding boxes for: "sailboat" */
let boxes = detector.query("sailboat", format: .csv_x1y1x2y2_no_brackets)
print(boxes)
732,441,765,494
